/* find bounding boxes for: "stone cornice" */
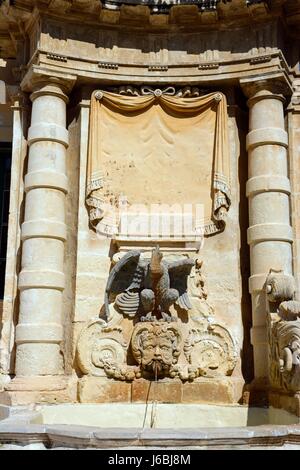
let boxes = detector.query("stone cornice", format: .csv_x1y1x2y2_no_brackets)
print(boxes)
0,0,298,67
19,50,292,93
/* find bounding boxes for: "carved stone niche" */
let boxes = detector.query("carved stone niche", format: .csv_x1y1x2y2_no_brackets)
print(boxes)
266,270,300,392
77,248,237,383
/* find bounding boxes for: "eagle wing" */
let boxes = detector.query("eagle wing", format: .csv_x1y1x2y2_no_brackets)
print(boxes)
104,250,144,319
168,258,195,311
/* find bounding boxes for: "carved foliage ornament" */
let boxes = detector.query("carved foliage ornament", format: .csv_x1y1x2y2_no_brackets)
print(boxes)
266,270,300,392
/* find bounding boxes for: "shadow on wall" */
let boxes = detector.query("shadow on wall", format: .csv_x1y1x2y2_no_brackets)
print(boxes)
0,81,5,105
235,87,254,386
0,301,3,339
43,16,287,62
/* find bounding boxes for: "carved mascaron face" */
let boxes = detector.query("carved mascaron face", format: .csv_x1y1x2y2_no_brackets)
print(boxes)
131,323,181,375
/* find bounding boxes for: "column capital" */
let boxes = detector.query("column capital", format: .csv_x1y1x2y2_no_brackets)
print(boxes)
30,82,70,104
240,72,293,103
20,65,76,97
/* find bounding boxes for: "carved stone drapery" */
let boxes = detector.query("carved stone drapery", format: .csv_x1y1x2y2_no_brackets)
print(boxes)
86,88,231,239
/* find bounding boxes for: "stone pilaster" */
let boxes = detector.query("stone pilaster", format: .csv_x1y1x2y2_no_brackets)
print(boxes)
0,93,28,391
287,81,300,300
240,73,293,382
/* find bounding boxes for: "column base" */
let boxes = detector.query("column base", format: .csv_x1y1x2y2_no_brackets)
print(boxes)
0,375,77,405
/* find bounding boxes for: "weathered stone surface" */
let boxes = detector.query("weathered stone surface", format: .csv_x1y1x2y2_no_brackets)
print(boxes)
182,379,234,404
131,378,182,403
79,376,131,403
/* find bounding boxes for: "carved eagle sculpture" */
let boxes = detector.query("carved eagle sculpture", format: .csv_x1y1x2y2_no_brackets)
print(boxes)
105,246,195,322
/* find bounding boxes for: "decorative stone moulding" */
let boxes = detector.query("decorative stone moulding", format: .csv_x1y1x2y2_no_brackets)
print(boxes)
148,65,168,72
101,0,230,13
266,270,300,392
111,85,207,97
249,55,272,64
98,62,119,70
77,250,237,383
46,53,68,63
198,63,219,70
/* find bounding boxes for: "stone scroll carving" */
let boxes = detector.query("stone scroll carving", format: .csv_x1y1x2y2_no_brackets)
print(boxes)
111,85,209,98
183,324,237,378
76,321,128,377
77,249,237,382
266,270,300,392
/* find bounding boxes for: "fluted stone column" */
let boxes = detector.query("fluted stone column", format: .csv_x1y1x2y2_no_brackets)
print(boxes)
241,75,293,381
15,81,69,378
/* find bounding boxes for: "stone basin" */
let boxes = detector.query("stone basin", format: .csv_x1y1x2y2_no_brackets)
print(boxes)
1,404,300,449
33,403,300,428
